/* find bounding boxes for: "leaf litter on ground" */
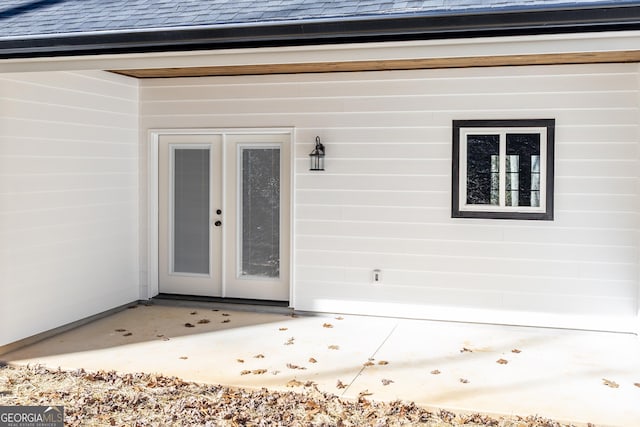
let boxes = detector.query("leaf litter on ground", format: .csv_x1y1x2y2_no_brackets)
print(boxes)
0,364,589,427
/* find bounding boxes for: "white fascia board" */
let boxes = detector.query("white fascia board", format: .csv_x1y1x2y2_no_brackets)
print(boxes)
1,29,640,73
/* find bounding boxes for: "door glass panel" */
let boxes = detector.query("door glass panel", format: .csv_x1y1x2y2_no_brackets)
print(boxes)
240,148,280,278
173,148,210,274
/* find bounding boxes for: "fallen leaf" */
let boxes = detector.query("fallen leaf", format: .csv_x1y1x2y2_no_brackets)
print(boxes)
236,359,244,363
358,390,373,398
431,370,441,375
279,327,288,331
115,329,126,332
179,356,188,360
184,323,195,328
335,316,344,320
189,311,197,315
287,379,303,387
286,363,306,370
156,334,164,337
222,313,230,317
284,337,295,345
221,319,230,323
328,345,339,350
603,378,619,388
363,361,374,367
336,380,347,389
459,378,469,384
496,358,508,365
460,347,473,353
122,332,132,337
197,319,210,324
511,349,522,354
254,354,265,359
240,370,251,375
308,357,317,363
634,383,640,388
378,360,389,365
323,323,333,328
381,379,394,386
304,380,316,387
211,309,219,312
252,369,267,375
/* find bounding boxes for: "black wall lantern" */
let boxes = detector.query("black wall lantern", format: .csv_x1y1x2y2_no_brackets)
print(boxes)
309,136,325,171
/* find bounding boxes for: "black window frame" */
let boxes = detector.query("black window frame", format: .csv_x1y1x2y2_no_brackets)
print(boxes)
452,119,555,220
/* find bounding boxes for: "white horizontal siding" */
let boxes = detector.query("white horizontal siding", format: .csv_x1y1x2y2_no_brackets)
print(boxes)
0,71,139,348
140,63,639,331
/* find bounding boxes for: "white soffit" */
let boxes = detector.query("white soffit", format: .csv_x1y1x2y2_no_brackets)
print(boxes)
1,30,640,73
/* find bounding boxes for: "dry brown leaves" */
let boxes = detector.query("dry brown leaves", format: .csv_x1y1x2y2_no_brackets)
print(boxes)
308,357,317,363
381,379,394,386
328,344,339,350
634,382,640,388
278,327,288,331
496,359,508,365
431,369,441,375
512,349,522,353
336,380,347,389
197,319,210,324
460,347,473,353
322,323,333,328
602,378,619,388
378,360,389,365
0,364,584,427
286,363,306,370
284,337,295,345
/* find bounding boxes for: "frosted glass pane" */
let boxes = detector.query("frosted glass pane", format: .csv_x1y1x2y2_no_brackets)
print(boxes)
241,148,280,278
173,149,210,274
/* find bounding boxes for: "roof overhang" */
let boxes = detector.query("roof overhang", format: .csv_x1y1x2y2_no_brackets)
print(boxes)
2,3,640,60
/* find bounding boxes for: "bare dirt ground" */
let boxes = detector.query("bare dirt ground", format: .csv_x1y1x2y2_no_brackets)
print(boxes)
0,363,581,426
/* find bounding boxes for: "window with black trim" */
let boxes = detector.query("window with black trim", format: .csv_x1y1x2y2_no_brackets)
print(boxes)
452,119,554,220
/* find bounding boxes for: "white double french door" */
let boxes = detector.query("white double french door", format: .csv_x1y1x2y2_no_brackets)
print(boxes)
158,132,290,301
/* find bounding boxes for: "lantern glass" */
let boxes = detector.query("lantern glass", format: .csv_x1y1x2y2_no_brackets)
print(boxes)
309,136,325,171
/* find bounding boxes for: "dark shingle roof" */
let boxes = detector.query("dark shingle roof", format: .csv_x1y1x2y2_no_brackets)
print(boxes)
0,0,637,38
2,0,639,59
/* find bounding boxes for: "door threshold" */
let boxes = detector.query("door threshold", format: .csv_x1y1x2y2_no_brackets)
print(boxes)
152,293,291,314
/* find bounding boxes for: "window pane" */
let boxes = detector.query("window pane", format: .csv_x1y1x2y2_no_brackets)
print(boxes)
466,135,500,205
241,148,280,278
506,134,541,207
174,149,210,274
506,155,519,206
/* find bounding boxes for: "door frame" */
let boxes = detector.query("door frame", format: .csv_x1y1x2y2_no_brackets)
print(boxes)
146,128,295,304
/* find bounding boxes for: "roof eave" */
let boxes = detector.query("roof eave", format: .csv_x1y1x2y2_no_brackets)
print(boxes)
2,4,640,59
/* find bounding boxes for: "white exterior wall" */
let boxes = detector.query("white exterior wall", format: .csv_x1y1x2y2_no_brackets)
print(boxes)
140,63,639,331
0,71,139,347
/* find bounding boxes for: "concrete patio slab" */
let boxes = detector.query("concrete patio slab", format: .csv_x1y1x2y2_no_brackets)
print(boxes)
2,303,639,426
